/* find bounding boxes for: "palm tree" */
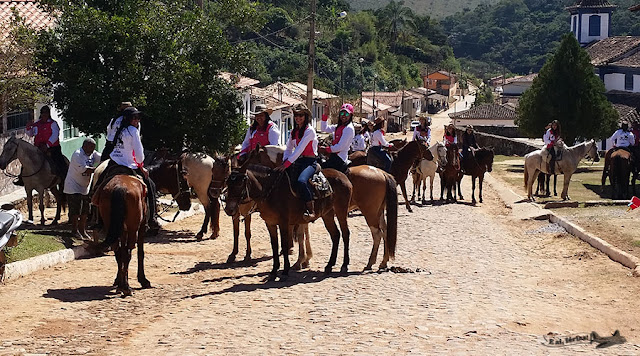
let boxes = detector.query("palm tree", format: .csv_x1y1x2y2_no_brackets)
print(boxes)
377,1,413,53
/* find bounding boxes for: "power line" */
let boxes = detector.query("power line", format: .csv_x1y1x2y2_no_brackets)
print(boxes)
231,15,311,45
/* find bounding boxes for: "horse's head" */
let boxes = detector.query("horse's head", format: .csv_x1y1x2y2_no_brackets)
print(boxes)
0,135,19,170
434,142,447,166
587,140,600,163
477,147,495,172
223,169,249,216
209,156,231,199
148,158,192,211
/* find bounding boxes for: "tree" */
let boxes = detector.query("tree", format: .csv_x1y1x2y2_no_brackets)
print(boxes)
0,9,49,131
473,84,494,107
376,1,412,53
37,0,251,152
516,33,618,144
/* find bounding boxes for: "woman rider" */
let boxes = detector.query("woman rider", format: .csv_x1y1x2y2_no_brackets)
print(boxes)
461,125,479,158
103,107,160,233
543,120,561,174
237,104,280,162
413,115,431,145
320,103,355,173
274,103,319,222
443,124,457,147
370,116,394,173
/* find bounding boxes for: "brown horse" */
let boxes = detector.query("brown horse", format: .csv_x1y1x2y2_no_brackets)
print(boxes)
440,144,461,202
389,140,430,212
224,163,352,280
608,149,634,199
348,150,367,167
93,175,150,296
456,147,494,204
148,158,192,212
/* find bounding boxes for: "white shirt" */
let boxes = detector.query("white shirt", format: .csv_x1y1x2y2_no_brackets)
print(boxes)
106,116,142,142
371,129,390,147
64,148,101,195
543,129,557,146
413,127,431,144
351,134,366,152
283,125,318,164
239,123,280,154
610,129,635,148
321,120,355,162
110,126,145,169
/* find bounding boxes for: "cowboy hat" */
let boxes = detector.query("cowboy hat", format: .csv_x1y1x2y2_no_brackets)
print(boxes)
466,124,474,130
292,103,311,116
374,116,386,125
251,104,273,116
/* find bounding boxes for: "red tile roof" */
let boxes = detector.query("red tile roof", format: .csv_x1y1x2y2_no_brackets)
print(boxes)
585,36,640,66
0,1,54,42
448,104,517,120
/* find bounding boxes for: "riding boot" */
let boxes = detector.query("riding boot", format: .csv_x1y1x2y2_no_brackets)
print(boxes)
146,180,160,236
303,201,316,222
549,158,555,175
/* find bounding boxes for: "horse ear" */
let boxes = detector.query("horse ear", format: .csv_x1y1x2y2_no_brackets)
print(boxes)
10,132,16,138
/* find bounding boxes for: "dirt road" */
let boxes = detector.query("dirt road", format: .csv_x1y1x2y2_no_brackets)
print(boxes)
1,171,639,354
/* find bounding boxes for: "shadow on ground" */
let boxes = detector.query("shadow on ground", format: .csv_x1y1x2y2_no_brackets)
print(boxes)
43,286,116,302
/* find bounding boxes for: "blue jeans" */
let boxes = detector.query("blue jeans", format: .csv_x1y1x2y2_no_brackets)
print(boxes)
291,157,317,202
371,146,392,173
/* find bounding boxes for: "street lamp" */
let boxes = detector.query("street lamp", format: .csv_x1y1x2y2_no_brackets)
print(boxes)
359,57,364,120
373,73,378,118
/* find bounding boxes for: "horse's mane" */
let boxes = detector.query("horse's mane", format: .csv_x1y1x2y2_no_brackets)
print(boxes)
245,163,274,178
146,157,178,173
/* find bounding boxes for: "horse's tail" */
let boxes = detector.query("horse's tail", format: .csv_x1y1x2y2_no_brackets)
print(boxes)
104,187,127,246
524,162,529,188
384,173,398,259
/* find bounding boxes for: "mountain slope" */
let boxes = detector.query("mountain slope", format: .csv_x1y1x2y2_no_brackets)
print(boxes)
349,0,501,18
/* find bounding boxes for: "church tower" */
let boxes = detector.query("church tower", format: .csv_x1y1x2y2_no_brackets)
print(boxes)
566,0,617,46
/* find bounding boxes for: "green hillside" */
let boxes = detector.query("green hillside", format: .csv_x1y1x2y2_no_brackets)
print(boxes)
349,0,501,18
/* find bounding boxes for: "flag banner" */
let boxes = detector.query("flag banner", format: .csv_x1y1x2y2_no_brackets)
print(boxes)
628,196,640,211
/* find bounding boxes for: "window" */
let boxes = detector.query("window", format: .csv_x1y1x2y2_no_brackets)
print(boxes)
625,74,634,91
572,17,577,35
6,111,31,131
589,15,601,37
62,120,79,140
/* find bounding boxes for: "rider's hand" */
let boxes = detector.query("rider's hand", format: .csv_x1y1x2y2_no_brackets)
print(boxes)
274,164,286,172
141,167,149,179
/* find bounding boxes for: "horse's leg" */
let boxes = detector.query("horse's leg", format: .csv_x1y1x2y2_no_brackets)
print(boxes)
50,185,62,224
292,225,304,271
429,175,434,203
457,174,464,200
26,189,34,222
210,199,220,239
561,174,571,200
411,175,417,202
243,214,252,262
302,224,312,269
439,173,445,201
535,172,541,196
399,181,413,212
38,189,46,225
379,211,391,269
322,214,341,274
266,224,279,281
471,176,477,204
553,174,558,196
227,213,240,263
336,210,350,275
136,228,151,289
526,168,538,202
195,205,210,241
121,248,133,296
279,223,291,279
113,246,122,288
479,175,484,203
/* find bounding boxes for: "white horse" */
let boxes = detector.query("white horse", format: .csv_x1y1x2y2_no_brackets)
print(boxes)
411,142,447,204
524,140,599,201
0,136,66,225
181,152,216,240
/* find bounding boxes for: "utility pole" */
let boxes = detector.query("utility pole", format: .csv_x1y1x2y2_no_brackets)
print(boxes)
340,41,345,104
372,74,377,118
359,57,364,120
306,0,317,116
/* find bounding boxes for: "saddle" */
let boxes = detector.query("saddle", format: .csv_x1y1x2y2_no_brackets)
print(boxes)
91,163,147,207
286,163,333,200
366,148,393,169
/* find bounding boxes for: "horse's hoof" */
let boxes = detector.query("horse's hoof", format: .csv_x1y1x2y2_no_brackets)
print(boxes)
472,199,477,205
324,266,333,274
378,264,388,271
226,254,236,264
209,233,218,240
363,265,372,272
139,279,151,289
479,198,483,203
121,289,132,297
195,233,203,241
292,262,302,271
267,273,277,281
340,265,348,275
51,220,59,226
301,261,309,269
407,207,413,213
279,274,289,282
243,255,252,263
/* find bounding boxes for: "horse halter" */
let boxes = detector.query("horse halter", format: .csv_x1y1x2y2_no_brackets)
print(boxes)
225,171,251,205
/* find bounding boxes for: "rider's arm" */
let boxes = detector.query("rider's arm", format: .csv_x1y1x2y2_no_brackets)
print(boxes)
426,128,431,145
130,128,145,167
47,121,60,147
543,130,552,145
374,130,391,147
609,131,619,146
238,128,252,156
268,124,280,145
283,127,316,168
282,135,295,163
412,129,420,141
320,114,336,134
329,125,355,153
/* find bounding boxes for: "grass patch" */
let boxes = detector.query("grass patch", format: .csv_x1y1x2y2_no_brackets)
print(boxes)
3,231,67,263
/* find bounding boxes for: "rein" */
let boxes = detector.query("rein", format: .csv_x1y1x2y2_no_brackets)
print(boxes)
2,140,46,179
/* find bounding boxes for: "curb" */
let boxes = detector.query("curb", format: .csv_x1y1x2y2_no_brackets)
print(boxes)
1,202,204,283
484,173,640,276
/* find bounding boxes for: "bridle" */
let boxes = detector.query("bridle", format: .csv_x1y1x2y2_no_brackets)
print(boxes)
225,169,281,216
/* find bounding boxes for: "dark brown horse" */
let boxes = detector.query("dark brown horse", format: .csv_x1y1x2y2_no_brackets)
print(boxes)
224,163,352,280
348,150,367,167
93,175,150,296
457,147,494,204
389,140,430,212
609,149,634,199
440,144,460,202
148,158,192,213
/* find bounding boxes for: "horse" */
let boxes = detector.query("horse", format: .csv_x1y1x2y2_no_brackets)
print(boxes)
389,138,408,150
92,175,150,296
347,150,367,167
535,172,557,197
608,149,635,199
524,140,599,201
440,144,461,202
180,152,217,240
411,142,447,204
0,136,66,225
147,158,192,213
457,147,494,204
367,140,430,212
224,163,352,280
222,145,312,270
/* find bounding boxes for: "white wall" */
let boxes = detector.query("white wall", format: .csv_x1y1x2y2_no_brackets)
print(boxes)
502,82,532,95
580,13,609,44
633,75,640,93
453,119,516,128
604,73,625,91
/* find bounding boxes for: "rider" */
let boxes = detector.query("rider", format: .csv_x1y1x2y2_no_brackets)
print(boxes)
102,101,132,162
413,115,431,145
351,125,367,153
610,121,635,151
443,124,457,147
16,105,67,186
100,107,160,234
461,125,479,158
237,104,280,161
275,103,319,222
370,116,394,173
320,103,355,173
543,120,561,174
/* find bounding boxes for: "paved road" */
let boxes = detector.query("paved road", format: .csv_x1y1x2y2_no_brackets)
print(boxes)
1,172,639,354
